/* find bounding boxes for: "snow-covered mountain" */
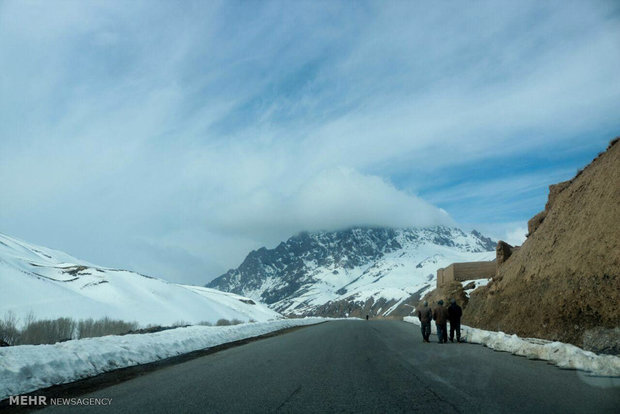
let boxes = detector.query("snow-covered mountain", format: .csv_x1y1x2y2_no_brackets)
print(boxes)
0,232,281,327
207,226,496,317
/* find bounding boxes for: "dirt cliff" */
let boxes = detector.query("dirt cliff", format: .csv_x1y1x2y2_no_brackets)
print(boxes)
464,138,620,354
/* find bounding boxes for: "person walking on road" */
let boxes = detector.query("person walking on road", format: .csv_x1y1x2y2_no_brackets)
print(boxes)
448,298,463,343
416,301,432,343
432,300,449,343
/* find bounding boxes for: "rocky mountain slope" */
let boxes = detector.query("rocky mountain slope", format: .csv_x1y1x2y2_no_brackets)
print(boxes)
0,233,281,327
207,226,495,317
464,138,620,354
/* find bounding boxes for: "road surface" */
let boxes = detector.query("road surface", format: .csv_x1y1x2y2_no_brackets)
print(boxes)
42,320,619,413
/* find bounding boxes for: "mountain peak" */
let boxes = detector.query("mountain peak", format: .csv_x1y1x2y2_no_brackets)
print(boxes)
207,226,495,316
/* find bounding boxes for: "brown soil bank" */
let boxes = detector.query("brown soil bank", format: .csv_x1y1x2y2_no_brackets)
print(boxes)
464,138,620,354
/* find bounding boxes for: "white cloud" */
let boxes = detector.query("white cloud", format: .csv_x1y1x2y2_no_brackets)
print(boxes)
504,226,528,246
206,167,453,241
0,0,618,284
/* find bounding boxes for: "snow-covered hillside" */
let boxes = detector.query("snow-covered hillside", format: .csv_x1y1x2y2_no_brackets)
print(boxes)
0,233,281,327
208,226,496,316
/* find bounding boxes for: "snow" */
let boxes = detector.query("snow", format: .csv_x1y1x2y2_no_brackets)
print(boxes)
0,232,281,327
271,237,495,315
461,278,491,293
403,317,620,377
0,318,336,400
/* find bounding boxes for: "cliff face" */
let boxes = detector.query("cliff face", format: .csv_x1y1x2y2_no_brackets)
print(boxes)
464,138,620,353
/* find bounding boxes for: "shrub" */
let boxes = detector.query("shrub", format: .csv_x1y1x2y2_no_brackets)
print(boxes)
0,313,169,345
216,319,231,326
0,311,20,345
78,317,138,339
216,318,244,326
19,317,76,345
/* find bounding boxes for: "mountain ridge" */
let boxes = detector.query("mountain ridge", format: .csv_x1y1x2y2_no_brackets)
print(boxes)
208,225,496,316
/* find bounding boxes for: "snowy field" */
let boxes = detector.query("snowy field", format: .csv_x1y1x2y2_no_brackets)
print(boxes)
0,318,334,400
404,316,620,377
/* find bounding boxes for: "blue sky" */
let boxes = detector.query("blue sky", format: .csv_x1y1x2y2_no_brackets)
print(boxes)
1,0,619,284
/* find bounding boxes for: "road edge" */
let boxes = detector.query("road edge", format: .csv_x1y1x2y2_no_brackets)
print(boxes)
0,322,325,413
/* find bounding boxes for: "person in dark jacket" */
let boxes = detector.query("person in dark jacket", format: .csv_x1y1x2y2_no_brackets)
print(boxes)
416,301,432,342
432,300,449,343
448,298,463,343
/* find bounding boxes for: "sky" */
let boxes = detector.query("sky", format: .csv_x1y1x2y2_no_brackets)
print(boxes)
1,0,619,285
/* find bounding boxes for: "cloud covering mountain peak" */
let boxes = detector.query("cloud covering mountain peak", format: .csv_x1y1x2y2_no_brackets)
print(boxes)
206,167,453,240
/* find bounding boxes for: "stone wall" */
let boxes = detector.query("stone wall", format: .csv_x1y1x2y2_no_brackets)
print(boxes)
436,261,496,288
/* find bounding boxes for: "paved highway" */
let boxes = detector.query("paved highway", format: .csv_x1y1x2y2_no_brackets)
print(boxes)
42,320,619,413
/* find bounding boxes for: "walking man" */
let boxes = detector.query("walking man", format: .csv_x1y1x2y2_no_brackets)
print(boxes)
432,300,449,343
416,301,432,342
448,298,463,343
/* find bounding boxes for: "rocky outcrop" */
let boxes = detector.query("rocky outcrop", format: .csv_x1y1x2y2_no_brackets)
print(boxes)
463,281,476,290
545,180,571,211
527,211,546,236
495,240,514,266
465,138,620,354
527,178,572,237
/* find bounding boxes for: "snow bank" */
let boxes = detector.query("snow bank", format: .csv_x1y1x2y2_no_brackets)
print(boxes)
403,316,620,377
0,318,331,400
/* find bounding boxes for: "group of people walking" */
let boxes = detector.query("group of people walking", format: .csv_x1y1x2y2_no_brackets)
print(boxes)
416,299,462,343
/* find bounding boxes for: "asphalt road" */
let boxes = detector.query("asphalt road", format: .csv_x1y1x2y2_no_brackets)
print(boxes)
41,320,619,413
